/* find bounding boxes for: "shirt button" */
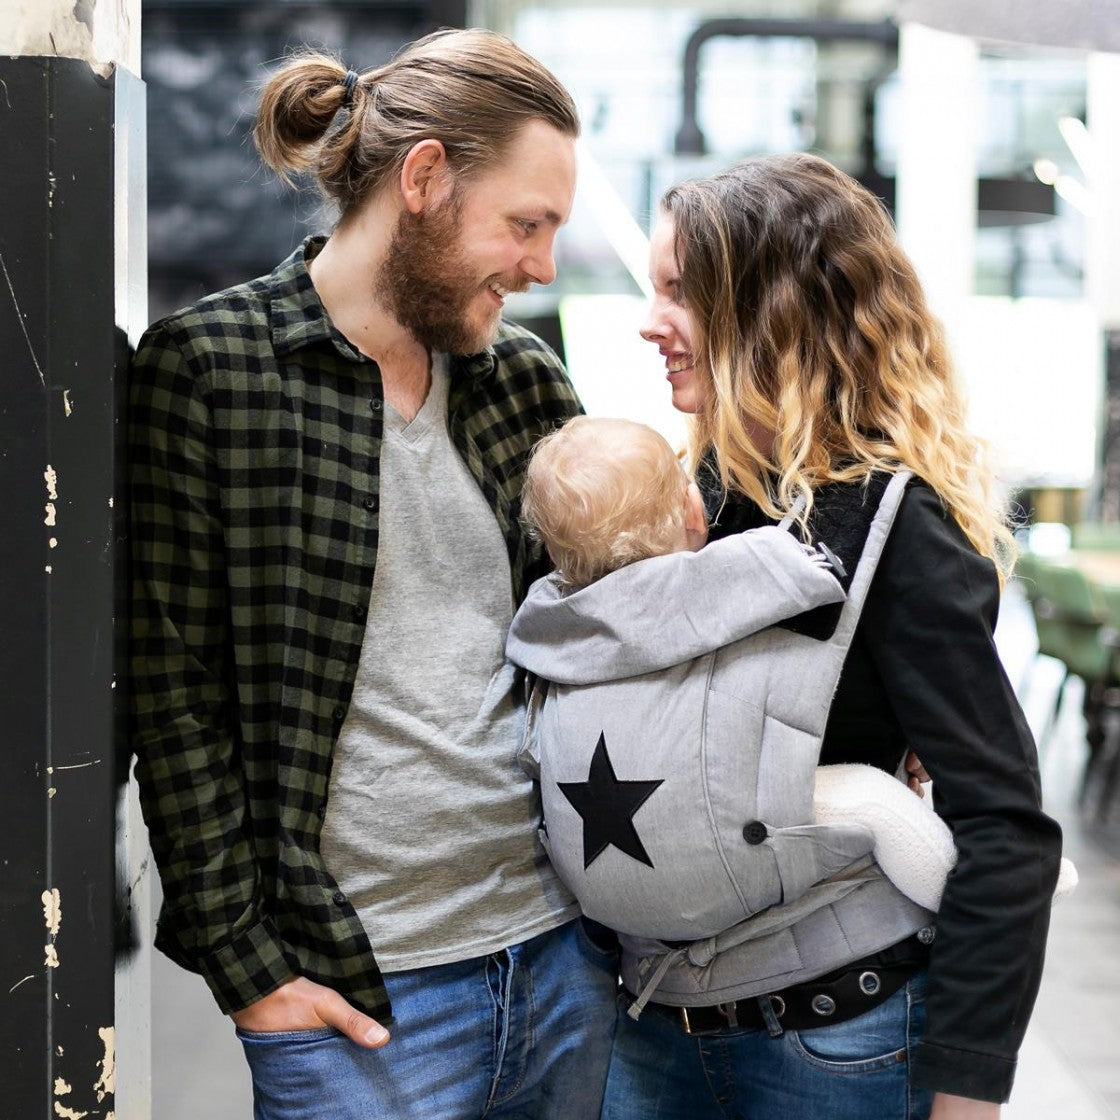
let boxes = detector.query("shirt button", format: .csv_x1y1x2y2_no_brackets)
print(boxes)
332,707,345,722
351,602,367,621
369,398,382,411
332,890,347,906
742,821,768,845
917,925,936,945
363,496,377,512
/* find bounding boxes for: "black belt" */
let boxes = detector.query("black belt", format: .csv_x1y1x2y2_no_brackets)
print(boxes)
634,931,932,1037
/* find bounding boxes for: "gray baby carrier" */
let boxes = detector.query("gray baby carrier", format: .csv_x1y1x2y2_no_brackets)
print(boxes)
508,471,931,1013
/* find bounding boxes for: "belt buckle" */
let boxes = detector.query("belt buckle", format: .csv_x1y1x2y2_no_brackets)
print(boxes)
679,1001,739,1035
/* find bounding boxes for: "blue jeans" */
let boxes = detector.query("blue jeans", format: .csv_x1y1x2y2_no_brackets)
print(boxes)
238,919,619,1119
602,972,931,1120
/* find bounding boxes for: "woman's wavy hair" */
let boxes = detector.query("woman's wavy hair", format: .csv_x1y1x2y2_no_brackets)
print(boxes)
253,28,579,215
662,152,1015,580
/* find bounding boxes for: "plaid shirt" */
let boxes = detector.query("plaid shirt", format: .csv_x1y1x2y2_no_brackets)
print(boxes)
129,237,582,1018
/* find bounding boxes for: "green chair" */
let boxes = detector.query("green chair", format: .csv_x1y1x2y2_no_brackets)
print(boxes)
1071,523,1120,550
1027,560,1113,759
1083,581,1120,821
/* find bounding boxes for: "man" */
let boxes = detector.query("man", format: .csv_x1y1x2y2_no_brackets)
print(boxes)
129,29,617,1119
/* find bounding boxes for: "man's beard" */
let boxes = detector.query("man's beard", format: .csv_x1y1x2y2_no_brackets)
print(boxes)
375,196,502,356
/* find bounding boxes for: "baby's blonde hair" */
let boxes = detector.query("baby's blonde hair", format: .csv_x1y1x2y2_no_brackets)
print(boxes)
523,417,687,589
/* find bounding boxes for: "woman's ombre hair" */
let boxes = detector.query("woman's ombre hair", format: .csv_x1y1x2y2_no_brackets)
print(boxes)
662,152,1014,580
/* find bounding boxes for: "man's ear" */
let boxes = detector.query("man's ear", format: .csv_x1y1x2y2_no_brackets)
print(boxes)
399,139,454,214
684,480,709,552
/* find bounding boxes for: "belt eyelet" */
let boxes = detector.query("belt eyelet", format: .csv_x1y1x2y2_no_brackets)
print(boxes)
859,970,882,996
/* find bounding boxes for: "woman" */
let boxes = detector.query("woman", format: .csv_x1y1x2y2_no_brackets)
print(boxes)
602,154,1063,1119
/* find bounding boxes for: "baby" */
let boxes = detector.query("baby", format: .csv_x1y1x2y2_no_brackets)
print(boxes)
508,416,1046,939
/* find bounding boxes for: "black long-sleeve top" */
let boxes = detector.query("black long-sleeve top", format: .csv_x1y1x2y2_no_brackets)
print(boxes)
705,475,1064,1103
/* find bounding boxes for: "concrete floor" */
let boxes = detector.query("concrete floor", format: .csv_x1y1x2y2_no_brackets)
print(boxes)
150,583,1120,1119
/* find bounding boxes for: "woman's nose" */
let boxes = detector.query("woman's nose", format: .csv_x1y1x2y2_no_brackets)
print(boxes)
639,311,664,343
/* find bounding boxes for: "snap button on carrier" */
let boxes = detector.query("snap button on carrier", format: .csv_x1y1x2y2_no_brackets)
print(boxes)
742,820,768,845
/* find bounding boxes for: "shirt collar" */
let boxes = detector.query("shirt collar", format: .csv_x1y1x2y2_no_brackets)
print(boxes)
268,234,499,383
269,236,352,360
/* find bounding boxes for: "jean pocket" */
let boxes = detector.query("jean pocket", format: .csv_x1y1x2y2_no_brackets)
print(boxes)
236,1025,340,1043
788,987,909,1072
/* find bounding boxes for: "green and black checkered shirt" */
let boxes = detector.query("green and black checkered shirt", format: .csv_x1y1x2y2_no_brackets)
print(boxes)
129,237,581,1019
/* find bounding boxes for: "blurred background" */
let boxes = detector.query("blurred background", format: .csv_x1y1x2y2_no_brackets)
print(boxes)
138,1,1120,1116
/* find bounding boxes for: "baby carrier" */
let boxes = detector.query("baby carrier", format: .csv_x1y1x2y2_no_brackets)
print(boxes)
507,471,931,1014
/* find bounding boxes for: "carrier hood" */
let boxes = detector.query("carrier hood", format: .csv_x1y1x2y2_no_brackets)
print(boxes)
507,525,845,686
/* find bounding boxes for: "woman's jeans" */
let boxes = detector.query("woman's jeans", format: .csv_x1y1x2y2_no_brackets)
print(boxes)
237,918,619,1120
602,971,932,1120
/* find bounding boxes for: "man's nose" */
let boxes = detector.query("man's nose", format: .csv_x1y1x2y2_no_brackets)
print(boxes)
523,240,557,287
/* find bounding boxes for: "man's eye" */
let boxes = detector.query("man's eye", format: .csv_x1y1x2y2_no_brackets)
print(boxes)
516,219,538,234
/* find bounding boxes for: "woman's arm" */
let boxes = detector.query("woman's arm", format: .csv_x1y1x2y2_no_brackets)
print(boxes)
859,483,1063,1104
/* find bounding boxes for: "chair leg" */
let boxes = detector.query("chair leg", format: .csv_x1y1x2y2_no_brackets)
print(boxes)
1080,693,1113,812
1096,723,1120,823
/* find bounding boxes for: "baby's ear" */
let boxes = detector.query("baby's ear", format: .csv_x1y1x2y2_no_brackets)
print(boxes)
684,481,708,551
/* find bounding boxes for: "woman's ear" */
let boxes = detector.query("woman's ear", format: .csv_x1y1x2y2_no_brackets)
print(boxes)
399,139,454,214
684,481,709,552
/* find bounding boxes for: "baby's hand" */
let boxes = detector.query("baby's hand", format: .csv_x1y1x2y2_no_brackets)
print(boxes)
803,546,831,570
804,540,847,580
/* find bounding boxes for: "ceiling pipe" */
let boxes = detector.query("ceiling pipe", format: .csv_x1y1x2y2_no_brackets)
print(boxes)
674,18,899,156
673,16,1055,226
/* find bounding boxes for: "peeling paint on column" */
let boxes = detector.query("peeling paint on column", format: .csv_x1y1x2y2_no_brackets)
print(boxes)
42,887,61,968
53,1078,72,1096
45,465,60,547
63,390,74,416
53,1103,89,1120
94,1026,115,1102
43,888,61,937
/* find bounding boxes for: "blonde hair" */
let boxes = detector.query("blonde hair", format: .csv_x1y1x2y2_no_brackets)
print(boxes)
253,28,579,213
523,417,688,589
662,153,1015,582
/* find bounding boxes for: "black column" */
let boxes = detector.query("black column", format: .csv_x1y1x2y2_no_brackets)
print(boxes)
0,56,146,1118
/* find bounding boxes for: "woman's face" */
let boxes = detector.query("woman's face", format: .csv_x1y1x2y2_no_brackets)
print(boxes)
640,217,705,414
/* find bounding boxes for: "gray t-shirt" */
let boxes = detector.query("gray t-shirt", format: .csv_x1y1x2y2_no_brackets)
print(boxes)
320,355,577,971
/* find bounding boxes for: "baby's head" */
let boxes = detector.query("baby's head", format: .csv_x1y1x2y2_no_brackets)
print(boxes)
522,416,706,589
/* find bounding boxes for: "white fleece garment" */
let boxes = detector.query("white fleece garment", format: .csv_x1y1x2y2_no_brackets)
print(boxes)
812,764,1076,909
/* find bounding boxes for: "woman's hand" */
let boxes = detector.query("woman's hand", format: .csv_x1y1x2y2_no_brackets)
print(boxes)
230,976,390,1047
683,480,709,552
930,1091,1000,1118
905,748,931,797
